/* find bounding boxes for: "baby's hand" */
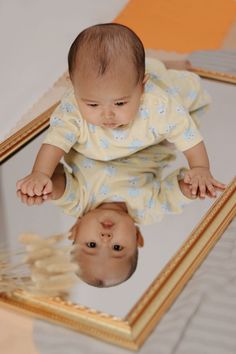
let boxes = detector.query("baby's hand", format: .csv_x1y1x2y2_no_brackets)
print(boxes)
16,190,52,206
16,171,53,197
184,167,226,198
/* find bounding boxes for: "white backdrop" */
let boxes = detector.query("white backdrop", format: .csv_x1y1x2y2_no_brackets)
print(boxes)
0,0,128,140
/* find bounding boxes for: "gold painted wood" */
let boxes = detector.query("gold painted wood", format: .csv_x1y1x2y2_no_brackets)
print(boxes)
0,103,58,163
0,71,70,163
191,67,236,84
0,177,235,350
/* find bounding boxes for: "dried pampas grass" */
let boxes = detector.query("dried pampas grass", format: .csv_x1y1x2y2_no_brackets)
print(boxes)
0,232,79,297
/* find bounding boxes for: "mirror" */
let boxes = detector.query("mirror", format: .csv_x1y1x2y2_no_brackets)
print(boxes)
0,78,235,350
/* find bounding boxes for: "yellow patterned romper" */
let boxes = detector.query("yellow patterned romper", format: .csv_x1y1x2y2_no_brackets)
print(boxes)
44,58,210,224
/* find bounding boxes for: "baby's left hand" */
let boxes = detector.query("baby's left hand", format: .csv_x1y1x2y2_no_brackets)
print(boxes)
184,167,226,198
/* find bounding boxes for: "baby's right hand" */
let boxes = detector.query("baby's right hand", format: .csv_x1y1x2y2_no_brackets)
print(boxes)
16,171,53,197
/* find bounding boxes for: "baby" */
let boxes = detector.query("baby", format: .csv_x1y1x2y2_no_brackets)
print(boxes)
16,23,226,286
18,144,200,288
16,22,224,200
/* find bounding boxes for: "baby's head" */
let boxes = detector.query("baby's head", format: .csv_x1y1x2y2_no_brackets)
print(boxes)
69,203,144,287
68,23,147,128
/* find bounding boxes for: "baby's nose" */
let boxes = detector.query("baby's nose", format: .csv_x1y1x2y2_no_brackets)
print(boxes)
100,232,113,240
103,108,115,120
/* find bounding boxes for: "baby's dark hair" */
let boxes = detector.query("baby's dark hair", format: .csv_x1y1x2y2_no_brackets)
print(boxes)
68,23,145,83
78,248,139,288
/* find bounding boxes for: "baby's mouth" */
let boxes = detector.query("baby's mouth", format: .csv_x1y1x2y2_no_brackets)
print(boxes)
101,220,114,228
103,123,119,128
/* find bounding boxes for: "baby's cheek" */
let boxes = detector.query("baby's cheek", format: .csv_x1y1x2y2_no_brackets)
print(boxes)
120,109,136,123
130,104,141,119
78,107,88,120
83,110,100,125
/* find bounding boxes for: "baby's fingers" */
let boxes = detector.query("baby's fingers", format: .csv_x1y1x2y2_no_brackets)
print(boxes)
16,175,33,191
184,173,191,184
211,178,226,190
17,190,45,206
16,179,23,191
42,180,53,195
23,181,39,197
17,191,32,205
190,178,199,196
19,181,32,195
25,195,45,206
33,196,45,205
205,178,226,198
16,178,29,192
34,181,48,196
42,193,52,201
206,182,217,198
198,180,207,198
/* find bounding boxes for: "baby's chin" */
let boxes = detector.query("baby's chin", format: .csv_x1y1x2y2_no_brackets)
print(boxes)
95,206,129,219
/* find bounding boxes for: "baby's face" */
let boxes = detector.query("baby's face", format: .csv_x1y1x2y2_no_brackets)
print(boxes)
72,61,145,129
70,204,143,286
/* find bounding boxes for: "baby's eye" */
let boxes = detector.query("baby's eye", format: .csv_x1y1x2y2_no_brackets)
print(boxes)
87,242,97,248
87,103,98,108
112,244,124,251
115,102,127,107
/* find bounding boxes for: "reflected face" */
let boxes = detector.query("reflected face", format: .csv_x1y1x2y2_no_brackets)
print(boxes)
70,203,143,287
72,61,145,128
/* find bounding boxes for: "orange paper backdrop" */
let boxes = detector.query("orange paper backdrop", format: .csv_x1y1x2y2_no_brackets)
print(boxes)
115,0,236,52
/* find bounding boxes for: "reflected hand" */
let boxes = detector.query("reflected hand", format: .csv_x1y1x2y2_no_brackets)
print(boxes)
16,190,52,206
183,167,226,199
16,171,53,197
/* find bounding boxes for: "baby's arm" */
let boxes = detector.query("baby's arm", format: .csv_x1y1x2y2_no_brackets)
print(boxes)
16,144,64,197
183,141,225,198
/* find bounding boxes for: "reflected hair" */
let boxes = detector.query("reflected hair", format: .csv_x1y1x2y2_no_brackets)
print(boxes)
78,248,139,288
68,23,145,83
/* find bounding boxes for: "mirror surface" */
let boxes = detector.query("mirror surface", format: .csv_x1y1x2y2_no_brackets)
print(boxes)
0,79,235,318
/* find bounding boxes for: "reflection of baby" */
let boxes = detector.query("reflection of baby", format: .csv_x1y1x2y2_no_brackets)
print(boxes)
39,144,195,288
17,23,226,286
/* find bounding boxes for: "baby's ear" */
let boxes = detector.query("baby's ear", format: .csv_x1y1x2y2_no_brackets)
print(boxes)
68,219,80,241
142,74,149,86
136,226,144,248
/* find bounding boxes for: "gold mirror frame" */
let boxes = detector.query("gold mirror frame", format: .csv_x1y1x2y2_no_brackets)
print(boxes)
0,73,235,351
0,103,58,163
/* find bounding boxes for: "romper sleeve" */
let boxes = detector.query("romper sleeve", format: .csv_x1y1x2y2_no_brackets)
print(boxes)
43,90,81,153
154,93,204,152
146,56,211,127
52,166,83,218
